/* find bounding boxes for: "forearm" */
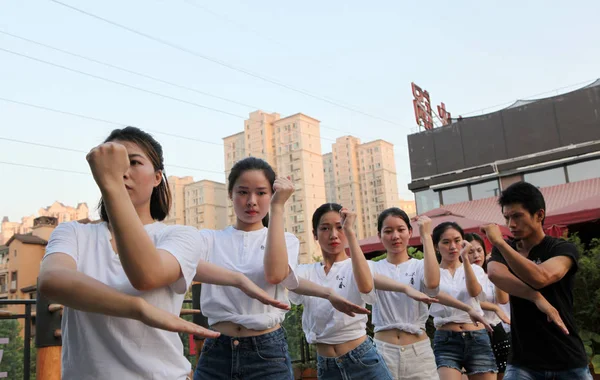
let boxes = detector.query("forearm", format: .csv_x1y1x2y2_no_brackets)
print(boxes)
39,267,142,319
194,261,244,287
263,204,290,284
102,185,164,287
496,286,509,304
480,301,499,312
496,240,547,288
291,278,333,299
346,229,374,294
488,263,541,302
436,291,473,312
374,273,409,293
422,235,440,289
463,261,483,297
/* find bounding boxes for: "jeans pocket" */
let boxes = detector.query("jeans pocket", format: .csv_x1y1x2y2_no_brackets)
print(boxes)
200,338,218,355
255,340,288,362
357,346,384,368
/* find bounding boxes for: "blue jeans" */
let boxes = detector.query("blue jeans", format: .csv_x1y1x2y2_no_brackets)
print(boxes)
193,327,293,380
433,329,497,375
504,364,593,380
317,336,393,380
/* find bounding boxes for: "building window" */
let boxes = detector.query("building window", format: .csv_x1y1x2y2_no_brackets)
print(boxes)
415,189,440,214
566,159,600,183
470,180,500,200
524,167,566,188
441,186,469,205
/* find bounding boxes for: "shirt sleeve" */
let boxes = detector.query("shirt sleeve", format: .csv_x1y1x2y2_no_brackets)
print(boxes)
549,240,580,274
287,264,307,305
488,244,508,265
44,221,79,263
157,225,206,294
472,264,489,302
280,233,300,290
359,260,377,305
417,259,440,297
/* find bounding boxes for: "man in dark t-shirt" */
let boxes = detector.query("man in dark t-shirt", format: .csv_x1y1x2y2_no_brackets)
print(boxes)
480,181,591,380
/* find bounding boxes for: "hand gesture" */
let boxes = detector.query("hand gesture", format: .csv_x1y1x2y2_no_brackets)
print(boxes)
340,208,357,233
416,216,432,237
404,286,439,305
494,306,511,324
479,224,504,246
460,240,473,263
137,299,220,339
271,177,295,206
86,142,129,190
327,291,370,317
238,276,290,311
533,295,569,335
467,308,493,333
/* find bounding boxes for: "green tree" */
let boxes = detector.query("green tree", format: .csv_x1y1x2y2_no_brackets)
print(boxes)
0,320,36,380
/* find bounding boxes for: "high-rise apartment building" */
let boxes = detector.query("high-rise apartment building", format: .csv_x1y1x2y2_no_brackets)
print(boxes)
164,176,194,225
223,110,327,263
184,180,228,230
323,136,401,238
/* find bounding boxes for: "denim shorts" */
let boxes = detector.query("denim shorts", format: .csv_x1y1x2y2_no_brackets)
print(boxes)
504,364,593,380
193,327,293,380
433,329,497,375
317,336,393,380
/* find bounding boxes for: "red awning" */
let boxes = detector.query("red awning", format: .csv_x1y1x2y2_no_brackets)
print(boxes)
359,208,510,254
544,194,600,226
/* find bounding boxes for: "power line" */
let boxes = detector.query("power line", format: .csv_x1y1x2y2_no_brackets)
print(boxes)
0,30,262,111
0,160,88,175
48,0,403,127
0,136,225,175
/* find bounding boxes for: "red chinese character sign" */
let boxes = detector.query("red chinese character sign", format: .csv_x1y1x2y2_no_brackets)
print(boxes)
412,82,433,130
411,82,453,130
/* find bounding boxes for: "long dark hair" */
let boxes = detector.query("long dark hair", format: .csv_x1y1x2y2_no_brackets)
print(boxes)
228,157,276,227
377,207,412,234
98,127,170,222
312,203,343,238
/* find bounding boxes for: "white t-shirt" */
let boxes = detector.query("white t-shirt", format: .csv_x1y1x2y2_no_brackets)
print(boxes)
371,258,439,335
481,275,502,326
289,258,377,345
429,264,487,328
199,226,299,331
44,221,203,380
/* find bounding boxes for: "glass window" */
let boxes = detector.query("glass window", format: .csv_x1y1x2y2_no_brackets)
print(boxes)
524,167,566,188
470,180,500,200
441,186,469,205
567,159,600,183
415,188,440,214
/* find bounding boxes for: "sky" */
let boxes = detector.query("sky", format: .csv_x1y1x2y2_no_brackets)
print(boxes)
1,0,599,222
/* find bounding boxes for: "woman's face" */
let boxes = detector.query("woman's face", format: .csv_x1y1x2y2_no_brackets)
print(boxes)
315,210,348,257
436,228,463,263
467,240,486,268
230,169,272,229
378,215,412,255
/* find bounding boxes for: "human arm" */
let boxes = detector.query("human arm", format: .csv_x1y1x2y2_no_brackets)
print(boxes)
341,208,373,294
291,278,370,317
264,177,295,284
460,241,483,298
39,253,219,337
194,261,289,310
481,224,574,289
417,216,440,289
374,274,439,304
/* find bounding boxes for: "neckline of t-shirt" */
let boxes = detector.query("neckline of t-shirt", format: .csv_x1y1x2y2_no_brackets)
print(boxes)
382,257,414,268
226,225,267,235
103,222,164,260
318,258,350,279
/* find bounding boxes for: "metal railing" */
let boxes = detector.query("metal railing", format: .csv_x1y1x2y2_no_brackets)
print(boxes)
0,299,34,380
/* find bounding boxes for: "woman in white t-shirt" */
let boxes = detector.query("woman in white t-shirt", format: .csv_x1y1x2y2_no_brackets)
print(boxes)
290,203,438,380
194,158,368,380
465,233,511,379
428,222,497,380
371,208,440,380
39,127,282,380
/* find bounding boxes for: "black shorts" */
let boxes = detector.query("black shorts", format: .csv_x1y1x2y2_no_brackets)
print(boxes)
488,323,511,373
